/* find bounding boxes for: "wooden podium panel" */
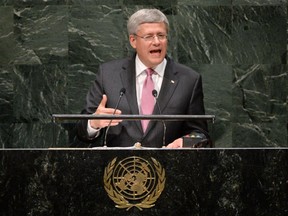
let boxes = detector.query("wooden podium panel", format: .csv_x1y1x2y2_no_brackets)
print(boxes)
0,148,287,215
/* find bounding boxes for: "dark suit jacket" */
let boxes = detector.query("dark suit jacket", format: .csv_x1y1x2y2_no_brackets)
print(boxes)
77,55,208,148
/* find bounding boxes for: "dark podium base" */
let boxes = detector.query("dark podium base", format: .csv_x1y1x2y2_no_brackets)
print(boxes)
0,148,287,216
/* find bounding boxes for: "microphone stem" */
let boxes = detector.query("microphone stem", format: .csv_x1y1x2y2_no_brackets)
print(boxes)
152,90,166,147
162,121,166,148
103,91,125,147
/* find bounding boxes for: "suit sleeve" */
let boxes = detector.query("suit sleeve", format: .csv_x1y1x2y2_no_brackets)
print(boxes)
185,74,209,138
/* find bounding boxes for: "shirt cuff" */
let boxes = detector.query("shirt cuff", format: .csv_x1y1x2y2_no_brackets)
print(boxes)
87,120,101,138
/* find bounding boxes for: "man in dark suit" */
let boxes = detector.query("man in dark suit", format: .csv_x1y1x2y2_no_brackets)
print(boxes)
77,8,209,148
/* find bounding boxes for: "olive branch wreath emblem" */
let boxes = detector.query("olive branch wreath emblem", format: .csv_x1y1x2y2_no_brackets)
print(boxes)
103,157,166,211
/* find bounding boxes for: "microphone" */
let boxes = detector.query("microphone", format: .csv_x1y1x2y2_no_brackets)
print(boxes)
152,89,166,147
103,88,126,147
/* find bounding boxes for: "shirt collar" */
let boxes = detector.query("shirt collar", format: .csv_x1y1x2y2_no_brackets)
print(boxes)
135,54,166,77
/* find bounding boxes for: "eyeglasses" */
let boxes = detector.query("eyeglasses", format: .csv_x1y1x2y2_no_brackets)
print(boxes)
134,33,168,42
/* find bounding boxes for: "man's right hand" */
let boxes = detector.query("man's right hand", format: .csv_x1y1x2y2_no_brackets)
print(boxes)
90,95,122,129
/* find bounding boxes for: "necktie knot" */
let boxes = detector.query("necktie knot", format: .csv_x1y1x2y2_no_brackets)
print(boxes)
146,68,154,77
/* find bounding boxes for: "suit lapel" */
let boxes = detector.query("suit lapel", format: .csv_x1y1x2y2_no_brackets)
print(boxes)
155,57,178,114
120,57,143,133
146,57,179,133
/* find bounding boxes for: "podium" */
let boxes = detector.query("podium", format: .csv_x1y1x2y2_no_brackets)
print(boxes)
0,148,287,215
1,115,287,215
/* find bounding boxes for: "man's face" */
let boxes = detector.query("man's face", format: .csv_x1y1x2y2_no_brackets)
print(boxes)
129,22,168,68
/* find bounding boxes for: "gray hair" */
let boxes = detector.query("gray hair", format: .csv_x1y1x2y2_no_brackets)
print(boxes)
127,9,169,35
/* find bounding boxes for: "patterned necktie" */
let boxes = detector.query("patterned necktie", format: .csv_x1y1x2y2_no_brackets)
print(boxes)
140,68,155,132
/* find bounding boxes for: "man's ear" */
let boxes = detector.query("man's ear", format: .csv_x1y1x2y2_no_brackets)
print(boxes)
129,34,136,49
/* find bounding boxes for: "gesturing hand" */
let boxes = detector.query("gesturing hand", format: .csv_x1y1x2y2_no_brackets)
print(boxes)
90,95,122,129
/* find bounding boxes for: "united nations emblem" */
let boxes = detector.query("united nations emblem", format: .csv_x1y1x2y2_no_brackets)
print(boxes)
103,156,166,211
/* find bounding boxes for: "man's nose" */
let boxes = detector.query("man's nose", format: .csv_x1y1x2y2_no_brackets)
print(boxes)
152,36,161,44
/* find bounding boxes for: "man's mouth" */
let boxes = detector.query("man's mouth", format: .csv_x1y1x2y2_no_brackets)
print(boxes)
150,49,161,55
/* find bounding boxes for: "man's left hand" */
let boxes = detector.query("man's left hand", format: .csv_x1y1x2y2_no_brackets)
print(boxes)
166,137,183,148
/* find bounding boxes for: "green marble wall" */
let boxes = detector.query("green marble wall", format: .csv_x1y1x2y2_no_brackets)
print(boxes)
0,0,287,148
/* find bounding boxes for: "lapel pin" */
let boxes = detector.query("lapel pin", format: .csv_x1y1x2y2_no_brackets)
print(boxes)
171,80,175,84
